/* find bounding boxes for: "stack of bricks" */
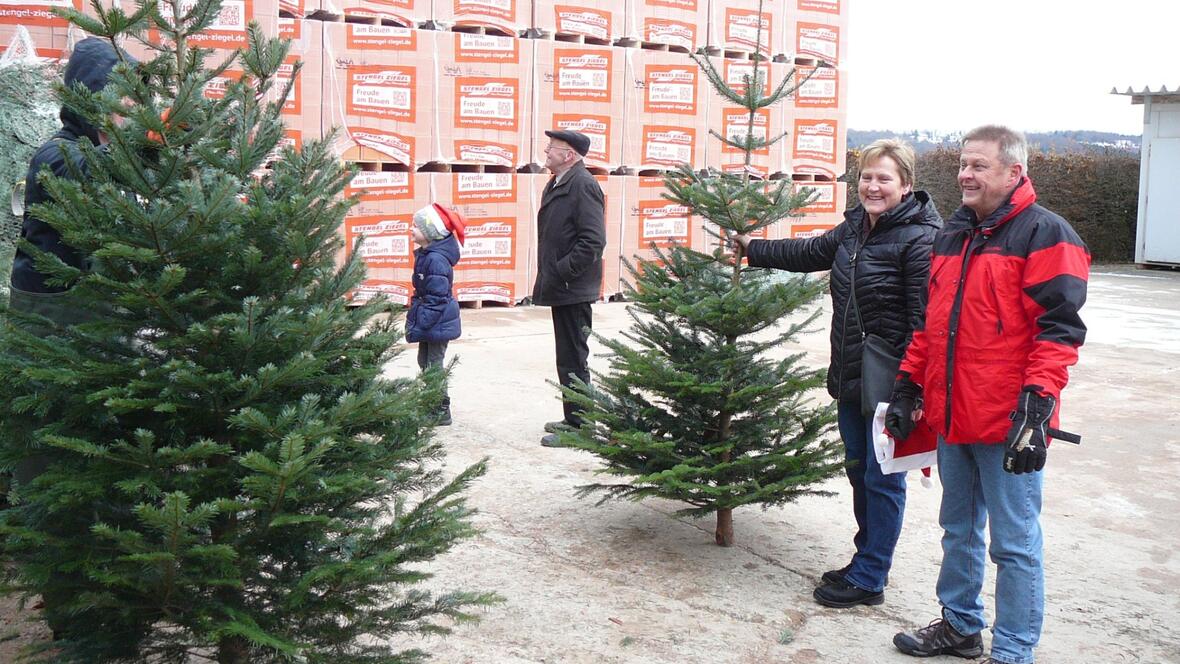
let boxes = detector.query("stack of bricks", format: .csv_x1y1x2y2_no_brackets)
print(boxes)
0,0,849,304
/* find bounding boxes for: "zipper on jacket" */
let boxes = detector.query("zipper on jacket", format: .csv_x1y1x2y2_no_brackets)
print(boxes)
944,227,982,433
835,231,868,397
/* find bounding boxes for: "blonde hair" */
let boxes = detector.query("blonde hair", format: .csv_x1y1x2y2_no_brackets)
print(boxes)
858,139,916,187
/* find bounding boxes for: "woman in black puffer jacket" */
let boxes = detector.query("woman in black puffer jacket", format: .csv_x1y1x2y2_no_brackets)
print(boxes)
733,139,941,610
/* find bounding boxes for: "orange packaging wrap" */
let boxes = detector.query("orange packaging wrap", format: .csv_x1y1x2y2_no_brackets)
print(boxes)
434,0,527,36
434,29,532,168
531,39,623,173
314,0,425,25
701,55,791,179
0,0,81,27
621,0,707,52
785,1,848,66
321,22,433,169
706,0,782,58
441,171,533,305
790,114,847,182
0,24,64,63
530,2,620,44
621,48,707,173
618,175,705,273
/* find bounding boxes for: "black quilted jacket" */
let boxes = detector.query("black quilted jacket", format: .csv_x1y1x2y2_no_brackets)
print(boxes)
747,190,942,402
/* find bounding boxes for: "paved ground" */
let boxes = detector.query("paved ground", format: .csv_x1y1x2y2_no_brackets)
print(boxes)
404,264,1180,664
2,266,1176,663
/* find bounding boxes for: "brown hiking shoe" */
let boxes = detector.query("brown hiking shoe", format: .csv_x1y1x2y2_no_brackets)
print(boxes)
893,614,984,658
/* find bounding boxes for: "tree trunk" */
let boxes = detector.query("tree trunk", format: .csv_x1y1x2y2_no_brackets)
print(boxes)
218,635,250,664
715,507,734,547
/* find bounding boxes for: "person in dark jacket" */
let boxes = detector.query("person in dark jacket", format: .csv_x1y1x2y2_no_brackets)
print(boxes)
407,203,466,426
731,139,942,608
534,129,606,448
889,126,1089,664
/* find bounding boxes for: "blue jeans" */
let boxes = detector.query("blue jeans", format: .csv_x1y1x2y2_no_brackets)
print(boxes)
936,440,1043,664
837,401,906,593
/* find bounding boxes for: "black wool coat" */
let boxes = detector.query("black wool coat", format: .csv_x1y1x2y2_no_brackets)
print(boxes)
531,161,607,307
746,191,943,402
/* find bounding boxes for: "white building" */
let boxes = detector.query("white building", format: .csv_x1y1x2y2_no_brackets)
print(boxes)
1114,85,1180,267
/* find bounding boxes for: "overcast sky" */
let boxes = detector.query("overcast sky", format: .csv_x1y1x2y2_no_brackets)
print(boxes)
845,0,1180,135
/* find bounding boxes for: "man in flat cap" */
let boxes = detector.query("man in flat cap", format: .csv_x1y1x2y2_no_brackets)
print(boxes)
534,129,606,447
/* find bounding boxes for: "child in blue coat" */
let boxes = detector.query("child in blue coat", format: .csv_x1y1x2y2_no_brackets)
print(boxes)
407,203,466,425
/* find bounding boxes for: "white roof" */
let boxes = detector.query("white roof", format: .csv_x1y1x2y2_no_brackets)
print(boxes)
1111,84,1180,96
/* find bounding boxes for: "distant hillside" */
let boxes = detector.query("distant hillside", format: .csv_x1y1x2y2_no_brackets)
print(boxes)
848,129,1139,153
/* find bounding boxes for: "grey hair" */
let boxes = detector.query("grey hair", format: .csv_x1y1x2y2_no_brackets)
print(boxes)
963,124,1029,174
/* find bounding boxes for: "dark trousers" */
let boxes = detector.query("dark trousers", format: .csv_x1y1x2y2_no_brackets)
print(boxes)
837,400,907,592
551,302,593,427
417,340,450,409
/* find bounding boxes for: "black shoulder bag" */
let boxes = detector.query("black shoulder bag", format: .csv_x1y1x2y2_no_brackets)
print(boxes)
850,249,903,417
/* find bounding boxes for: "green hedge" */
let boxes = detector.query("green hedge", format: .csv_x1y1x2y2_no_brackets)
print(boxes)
843,147,1140,262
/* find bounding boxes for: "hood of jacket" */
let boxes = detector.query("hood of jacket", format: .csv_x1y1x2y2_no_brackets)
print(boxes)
844,189,944,234
417,233,462,266
60,37,135,146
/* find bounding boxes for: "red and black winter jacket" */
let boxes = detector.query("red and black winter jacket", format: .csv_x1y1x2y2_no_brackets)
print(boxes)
899,178,1090,444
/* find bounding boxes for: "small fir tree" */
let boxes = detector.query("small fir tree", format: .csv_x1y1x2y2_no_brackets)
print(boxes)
0,1,495,661
564,6,844,547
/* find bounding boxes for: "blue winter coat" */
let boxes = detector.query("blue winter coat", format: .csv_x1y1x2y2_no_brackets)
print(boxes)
406,234,461,343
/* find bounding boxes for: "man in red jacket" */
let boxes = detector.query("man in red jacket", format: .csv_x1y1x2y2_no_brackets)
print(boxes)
886,125,1090,664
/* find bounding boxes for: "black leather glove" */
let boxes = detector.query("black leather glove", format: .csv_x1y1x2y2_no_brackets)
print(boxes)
884,373,922,441
1003,388,1055,474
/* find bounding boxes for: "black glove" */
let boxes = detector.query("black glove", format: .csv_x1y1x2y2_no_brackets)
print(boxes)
1003,388,1055,474
884,373,922,441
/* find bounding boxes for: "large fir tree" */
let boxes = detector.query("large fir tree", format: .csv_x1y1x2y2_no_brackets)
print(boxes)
563,8,844,547
0,1,495,661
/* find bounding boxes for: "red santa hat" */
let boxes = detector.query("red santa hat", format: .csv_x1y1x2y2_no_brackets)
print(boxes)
413,203,467,246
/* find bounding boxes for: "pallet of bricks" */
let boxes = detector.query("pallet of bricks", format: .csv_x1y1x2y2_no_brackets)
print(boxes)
0,0,848,306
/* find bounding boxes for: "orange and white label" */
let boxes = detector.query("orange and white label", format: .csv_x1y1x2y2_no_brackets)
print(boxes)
796,181,836,213
350,127,415,165
795,66,839,108
642,126,695,167
279,15,300,39
724,8,772,54
345,215,414,269
350,280,411,305
643,17,695,51
646,0,696,9
279,0,303,14
347,65,416,121
455,77,519,131
638,200,691,248
455,32,519,62
798,0,840,14
277,57,301,116
453,172,516,203
0,0,81,27
554,48,612,102
454,139,517,167
644,64,697,114
721,108,770,155
794,118,838,163
455,281,514,304
725,60,770,96
554,5,611,41
155,0,254,49
348,24,417,50
203,70,245,102
452,0,515,24
796,22,839,64
553,114,610,163
458,217,517,268
795,164,836,180
791,222,837,238
346,169,414,201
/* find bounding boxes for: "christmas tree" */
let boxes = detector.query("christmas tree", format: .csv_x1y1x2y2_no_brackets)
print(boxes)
0,1,495,661
562,4,844,547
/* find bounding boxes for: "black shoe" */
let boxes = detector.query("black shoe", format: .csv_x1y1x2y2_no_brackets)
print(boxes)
544,420,576,434
812,578,883,608
821,563,852,585
893,614,985,658
435,407,452,426
822,563,889,587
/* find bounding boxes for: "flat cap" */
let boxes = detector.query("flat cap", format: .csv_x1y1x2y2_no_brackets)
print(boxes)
544,129,591,156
